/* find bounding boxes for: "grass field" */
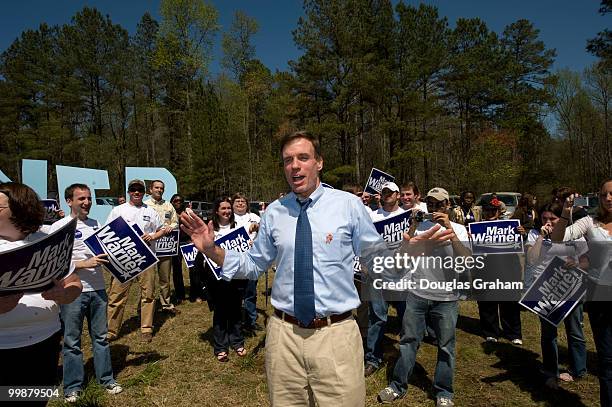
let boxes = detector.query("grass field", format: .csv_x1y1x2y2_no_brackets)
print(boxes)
49,269,600,407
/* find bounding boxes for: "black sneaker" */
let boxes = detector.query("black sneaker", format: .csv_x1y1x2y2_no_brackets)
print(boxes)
163,307,181,316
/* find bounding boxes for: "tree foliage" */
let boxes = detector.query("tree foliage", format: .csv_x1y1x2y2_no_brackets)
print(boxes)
0,1,608,201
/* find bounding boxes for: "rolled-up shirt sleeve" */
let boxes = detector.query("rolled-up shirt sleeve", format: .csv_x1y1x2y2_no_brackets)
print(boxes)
350,200,393,271
563,216,592,241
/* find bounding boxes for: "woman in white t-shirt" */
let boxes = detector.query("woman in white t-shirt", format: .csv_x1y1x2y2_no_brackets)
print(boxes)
0,182,82,401
551,179,612,406
525,202,587,388
198,197,247,362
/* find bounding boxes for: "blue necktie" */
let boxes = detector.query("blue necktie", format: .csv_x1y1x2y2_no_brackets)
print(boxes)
294,198,315,326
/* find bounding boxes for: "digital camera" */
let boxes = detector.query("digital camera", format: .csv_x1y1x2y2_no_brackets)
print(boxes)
573,196,589,207
414,211,434,223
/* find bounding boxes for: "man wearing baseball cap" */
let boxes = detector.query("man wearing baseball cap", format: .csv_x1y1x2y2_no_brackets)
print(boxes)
106,179,165,343
364,181,407,377
378,186,471,406
473,195,523,345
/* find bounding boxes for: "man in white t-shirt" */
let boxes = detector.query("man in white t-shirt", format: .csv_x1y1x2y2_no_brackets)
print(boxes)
365,182,407,376
400,181,428,214
106,179,164,343
50,183,123,402
378,187,471,406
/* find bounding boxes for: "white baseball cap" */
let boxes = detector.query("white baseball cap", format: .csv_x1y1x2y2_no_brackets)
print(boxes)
381,182,400,193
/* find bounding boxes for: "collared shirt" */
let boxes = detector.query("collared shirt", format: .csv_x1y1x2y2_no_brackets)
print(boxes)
223,184,390,317
144,198,178,229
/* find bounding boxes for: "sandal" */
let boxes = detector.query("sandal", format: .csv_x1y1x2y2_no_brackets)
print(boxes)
235,347,247,357
216,352,229,362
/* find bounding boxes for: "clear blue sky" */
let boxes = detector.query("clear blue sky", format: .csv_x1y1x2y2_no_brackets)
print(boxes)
0,0,609,75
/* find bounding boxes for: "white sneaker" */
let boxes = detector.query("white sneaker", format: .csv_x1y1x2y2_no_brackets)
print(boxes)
377,387,401,403
64,392,80,403
437,397,455,407
511,338,523,345
485,336,498,343
106,383,123,395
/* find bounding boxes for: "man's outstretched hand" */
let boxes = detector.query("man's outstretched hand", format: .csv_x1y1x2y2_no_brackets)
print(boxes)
180,209,215,254
400,223,455,255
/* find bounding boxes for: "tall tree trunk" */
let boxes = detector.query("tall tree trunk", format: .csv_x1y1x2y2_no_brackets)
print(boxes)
185,84,193,173
245,97,253,198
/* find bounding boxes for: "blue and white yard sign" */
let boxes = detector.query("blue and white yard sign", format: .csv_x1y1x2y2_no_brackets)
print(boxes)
155,230,180,257
364,168,395,195
180,243,198,268
468,219,523,255
519,256,587,327
205,226,251,280
0,217,76,293
84,216,159,283
373,211,412,250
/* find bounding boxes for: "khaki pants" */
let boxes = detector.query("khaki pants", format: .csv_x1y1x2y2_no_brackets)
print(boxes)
157,257,173,309
107,266,156,336
265,315,365,406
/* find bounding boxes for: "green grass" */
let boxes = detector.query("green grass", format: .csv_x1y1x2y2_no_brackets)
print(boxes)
123,361,162,388
48,269,600,406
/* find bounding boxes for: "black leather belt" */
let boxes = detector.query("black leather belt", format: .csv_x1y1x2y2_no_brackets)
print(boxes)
274,308,352,329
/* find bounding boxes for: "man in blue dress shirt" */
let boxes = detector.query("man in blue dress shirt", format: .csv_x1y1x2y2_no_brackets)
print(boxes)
181,131,453,406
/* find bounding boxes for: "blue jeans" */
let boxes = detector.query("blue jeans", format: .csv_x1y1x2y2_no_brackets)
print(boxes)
365,284,405,369
60,290,116,394
389,292,458,400
243,279,258,326
540,303,586,379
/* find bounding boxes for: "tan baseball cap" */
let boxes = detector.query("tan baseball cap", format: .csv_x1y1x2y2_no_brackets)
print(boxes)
426,187,449,201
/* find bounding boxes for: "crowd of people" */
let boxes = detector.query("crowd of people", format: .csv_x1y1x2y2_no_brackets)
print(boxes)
0,130,610,407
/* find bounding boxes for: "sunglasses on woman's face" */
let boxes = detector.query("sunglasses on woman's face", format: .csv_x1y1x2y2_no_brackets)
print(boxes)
128,187,145,193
